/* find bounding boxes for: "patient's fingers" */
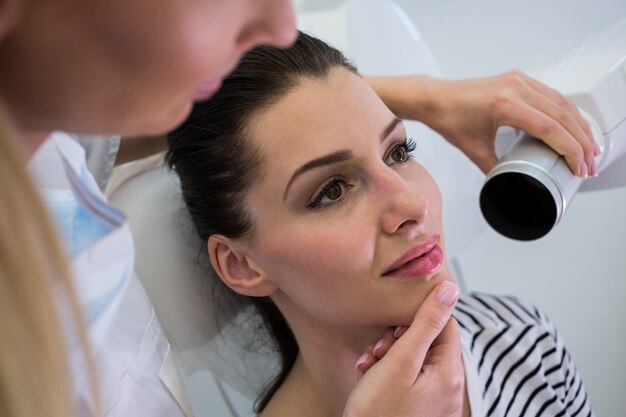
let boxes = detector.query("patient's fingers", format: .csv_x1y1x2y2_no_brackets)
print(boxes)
356,342,377,377
378,281,459,385
356,326,405,376
372,327,397,359
419,318,465,413
345,282,462,417
394,326,408,338
423,318,462,369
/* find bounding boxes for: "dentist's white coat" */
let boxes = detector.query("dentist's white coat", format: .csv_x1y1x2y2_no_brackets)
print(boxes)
29,132,193,417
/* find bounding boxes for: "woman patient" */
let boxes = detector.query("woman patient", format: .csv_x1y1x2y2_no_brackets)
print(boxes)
166,31,593,417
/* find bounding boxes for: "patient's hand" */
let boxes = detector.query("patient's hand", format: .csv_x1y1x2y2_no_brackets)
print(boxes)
354,327,397,376
344,281,466,417
366,71,599,177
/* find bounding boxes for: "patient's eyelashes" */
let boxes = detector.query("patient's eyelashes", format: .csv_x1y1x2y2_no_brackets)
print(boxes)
307,175,353,209
384,138,417,165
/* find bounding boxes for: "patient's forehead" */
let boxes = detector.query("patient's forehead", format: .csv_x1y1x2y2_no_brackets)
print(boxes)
248,67,393,175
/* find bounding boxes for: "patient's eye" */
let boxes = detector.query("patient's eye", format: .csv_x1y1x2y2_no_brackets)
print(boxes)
307,175,352,209
390,146,409,163
385,138,416,165
325,182,343,200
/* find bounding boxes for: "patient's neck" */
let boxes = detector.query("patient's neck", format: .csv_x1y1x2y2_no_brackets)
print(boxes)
261,317,387,417
260,307,472,417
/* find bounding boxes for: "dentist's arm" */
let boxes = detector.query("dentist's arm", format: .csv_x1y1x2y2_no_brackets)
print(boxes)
365,71,599,177
343,281,466,417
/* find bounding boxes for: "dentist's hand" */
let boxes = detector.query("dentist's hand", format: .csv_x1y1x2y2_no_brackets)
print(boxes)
343,281,465,417
366,71,599,176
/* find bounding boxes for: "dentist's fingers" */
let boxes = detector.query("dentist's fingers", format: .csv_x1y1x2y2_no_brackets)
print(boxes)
378,281,459,385
522,74,600,174
522,84,596,175
522,74,597,152
503,102,590,177
496,71,597,177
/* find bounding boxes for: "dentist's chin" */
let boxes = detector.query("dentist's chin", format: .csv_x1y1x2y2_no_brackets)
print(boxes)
193,79,223,101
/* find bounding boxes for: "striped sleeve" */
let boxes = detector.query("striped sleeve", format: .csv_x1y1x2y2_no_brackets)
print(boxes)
454,293,594,417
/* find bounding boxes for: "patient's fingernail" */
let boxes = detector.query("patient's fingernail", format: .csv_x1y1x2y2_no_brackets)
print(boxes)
373,339,384,357
394,326,407,338
579,162,588,178
435,281,459,306
356,353,369,370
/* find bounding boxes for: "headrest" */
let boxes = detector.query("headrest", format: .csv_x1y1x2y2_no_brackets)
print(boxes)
107,154,277,398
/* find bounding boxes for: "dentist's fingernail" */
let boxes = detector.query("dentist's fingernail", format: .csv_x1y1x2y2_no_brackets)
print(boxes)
579,162,588,178
593,141,602,156
394,326,407,338
356,353,369,370
591,159,598,177
435,281,459,306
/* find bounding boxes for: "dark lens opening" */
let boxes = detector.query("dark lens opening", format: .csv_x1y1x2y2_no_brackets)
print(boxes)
480,172,557,241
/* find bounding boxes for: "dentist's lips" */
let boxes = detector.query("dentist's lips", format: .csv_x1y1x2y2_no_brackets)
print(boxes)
383,235,443,279
194,80,222,100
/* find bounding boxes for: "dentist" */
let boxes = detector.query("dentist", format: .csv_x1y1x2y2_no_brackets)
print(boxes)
0,0,596,416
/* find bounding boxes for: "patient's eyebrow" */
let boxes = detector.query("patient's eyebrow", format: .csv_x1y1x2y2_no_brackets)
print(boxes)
382,117,402,142
282,117,403,202
283,150,353,201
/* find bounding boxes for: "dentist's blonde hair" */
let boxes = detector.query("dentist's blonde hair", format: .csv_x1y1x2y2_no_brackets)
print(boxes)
0,105,99,417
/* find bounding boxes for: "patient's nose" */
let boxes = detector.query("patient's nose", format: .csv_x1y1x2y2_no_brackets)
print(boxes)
378,172,428,236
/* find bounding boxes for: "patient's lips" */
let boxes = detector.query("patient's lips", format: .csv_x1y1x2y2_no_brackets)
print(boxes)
383,234,443,279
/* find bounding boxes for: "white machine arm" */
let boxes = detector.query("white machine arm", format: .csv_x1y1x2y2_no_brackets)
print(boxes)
480,19,626,240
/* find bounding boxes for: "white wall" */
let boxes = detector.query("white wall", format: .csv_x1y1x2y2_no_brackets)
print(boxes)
395,0,626,79
393,0,626,415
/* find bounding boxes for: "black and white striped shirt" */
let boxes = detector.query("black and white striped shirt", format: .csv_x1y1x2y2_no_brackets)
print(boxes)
454,292,594,417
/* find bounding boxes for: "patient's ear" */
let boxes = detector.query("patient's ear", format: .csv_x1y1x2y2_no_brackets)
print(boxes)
0,0,21,40
208,235,277,297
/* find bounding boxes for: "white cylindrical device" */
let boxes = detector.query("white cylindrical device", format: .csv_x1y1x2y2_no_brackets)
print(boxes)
480,111,605,240
479,19,626,240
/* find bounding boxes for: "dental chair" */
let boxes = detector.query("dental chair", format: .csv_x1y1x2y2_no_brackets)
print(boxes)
106,1,485,415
